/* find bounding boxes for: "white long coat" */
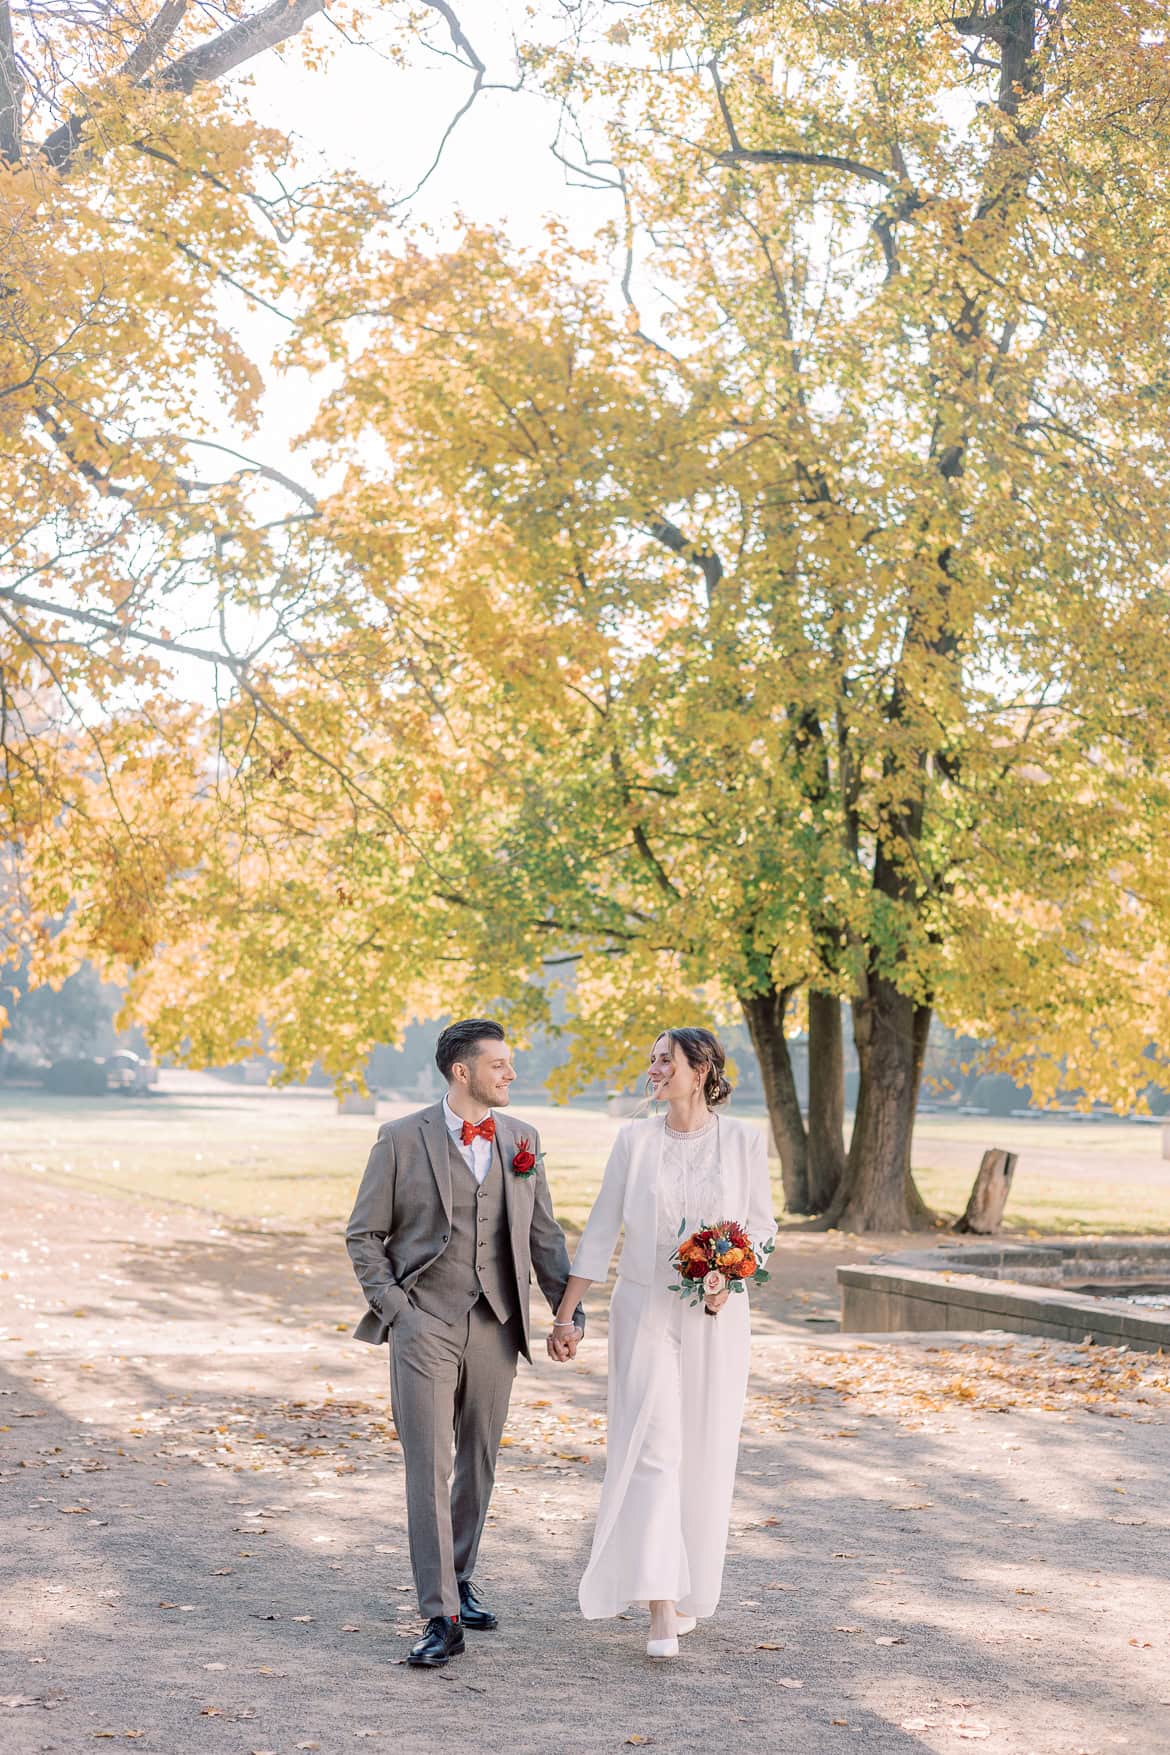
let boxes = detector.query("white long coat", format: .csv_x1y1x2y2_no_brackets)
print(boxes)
571,1112,777,1619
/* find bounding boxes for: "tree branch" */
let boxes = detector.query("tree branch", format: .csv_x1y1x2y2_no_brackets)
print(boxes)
153,0,325,92
0,583,462,883
707,51,916,278
648,516,724,601
40,0,326,171
170,437,319,509
0,0,22,163
121,0,190,84
713,145,896,190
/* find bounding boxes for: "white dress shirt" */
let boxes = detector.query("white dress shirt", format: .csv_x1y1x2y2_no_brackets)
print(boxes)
442,1093,493,1185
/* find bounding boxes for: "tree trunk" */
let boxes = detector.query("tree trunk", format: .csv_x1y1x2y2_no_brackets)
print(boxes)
954,1148,1018,1234
739,986,810,1215
900,1000,934,1226
806,989,847,1213
822,977,932,1232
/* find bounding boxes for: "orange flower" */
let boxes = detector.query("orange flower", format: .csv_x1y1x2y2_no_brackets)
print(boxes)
737,1252,757,1277
719,1246,744,1268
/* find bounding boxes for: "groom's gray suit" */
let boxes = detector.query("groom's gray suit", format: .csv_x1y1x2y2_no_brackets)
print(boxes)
346,1102,582,1618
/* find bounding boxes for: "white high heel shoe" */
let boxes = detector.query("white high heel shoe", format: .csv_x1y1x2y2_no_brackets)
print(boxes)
647,1608,692,1658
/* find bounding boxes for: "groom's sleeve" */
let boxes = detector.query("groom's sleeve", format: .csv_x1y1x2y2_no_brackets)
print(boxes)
346,1124,411,1329
528,1133,586,1334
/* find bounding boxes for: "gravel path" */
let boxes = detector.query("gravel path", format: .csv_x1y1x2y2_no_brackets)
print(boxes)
2,1172,1168,1755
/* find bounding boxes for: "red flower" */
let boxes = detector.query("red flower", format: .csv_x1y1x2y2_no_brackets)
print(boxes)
511,1136,538,1176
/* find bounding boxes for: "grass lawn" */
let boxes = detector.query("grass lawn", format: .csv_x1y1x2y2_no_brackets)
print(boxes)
1,1077,1167,1236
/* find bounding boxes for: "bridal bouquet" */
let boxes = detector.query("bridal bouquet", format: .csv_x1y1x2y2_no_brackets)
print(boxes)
669,1219,774,1309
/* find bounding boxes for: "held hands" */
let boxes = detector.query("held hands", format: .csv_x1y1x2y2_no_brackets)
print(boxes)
546,1321,583,1363
704,1288,730,1316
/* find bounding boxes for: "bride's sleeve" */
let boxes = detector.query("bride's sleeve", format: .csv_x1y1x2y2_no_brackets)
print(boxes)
570,1124,632,1282
748,1124,777,1252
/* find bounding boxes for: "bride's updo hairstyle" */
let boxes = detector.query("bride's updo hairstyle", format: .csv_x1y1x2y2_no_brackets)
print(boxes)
665,1026,733,1108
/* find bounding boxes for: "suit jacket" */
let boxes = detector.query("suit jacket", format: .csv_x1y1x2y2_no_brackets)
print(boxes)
345,1102,583,1363
570,1112,776,1288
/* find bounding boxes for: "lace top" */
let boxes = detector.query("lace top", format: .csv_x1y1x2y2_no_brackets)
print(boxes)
656,1114,724,1269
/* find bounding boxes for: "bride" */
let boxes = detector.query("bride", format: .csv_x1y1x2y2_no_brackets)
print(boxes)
550,1026,776,1659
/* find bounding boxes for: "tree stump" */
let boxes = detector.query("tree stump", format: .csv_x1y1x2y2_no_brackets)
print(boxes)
953,1147,1018,1234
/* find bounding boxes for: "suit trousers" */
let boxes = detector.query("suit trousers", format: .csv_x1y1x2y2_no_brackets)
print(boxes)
389,1294,521,1618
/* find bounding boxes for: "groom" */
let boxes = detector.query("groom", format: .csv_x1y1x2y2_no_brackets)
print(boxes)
346,1018,584,1667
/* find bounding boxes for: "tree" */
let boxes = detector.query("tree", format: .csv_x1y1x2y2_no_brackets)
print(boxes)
12,2,1170,1235
285,0,1170,1227
1,957,120,1065
0,0,498,1032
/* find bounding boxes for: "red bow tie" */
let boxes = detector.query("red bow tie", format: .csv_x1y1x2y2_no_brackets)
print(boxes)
460,1116,495,1146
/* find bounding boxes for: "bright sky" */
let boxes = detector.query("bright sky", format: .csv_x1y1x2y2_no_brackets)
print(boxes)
227,3,622,483
163,4,624,690
250,3,613,240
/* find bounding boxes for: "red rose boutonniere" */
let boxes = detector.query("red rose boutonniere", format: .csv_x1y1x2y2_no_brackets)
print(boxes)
510,1136,539,1177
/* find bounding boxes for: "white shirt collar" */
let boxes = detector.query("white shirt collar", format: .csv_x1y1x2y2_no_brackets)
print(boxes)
442,1093,492,1136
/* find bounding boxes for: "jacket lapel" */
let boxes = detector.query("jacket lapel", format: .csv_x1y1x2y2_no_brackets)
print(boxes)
421,1103,453,1226
493,1111,515,1224
492,1113,528,1271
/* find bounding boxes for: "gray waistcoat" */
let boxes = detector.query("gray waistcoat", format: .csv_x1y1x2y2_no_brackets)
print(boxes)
409,1136,517,1325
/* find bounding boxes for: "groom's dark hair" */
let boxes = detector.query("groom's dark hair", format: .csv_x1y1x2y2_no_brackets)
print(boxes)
435,1017,506,1081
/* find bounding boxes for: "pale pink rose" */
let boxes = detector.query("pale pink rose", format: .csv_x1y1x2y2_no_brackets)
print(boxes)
703,1270,727,1297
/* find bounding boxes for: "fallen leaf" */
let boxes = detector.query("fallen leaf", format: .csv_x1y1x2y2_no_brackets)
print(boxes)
951,1725,991,1741
756,1642,786,1650
202,1664,226,1672
625,1740,655,1748
777,1679,804,1689
1,1697,46,1709
874,1635,905,1646
292,1615,314,1624
341,1623,361,1632
834,1625,862,1634
210,1568,233,1577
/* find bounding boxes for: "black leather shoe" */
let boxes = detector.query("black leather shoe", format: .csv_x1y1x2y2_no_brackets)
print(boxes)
407,1615,465,1667
458,1579,498,1631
